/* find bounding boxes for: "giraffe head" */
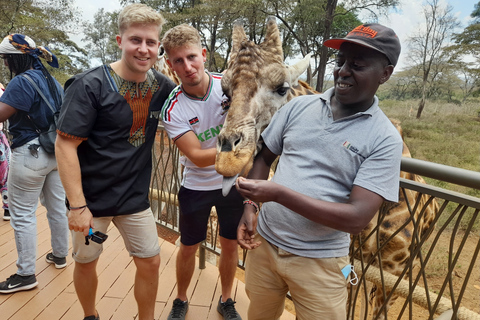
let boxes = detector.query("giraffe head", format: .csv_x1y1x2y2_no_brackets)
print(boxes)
215,17,311,183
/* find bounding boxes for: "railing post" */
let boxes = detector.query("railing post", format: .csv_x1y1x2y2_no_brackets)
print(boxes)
199,245,206,269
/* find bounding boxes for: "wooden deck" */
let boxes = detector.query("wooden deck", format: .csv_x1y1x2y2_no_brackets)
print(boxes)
0,205,295,320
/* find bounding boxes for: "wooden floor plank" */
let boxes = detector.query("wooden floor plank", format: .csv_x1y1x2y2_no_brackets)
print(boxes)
190,262,220,307
34,291,78,320
110,287,139,320
0,205,296,319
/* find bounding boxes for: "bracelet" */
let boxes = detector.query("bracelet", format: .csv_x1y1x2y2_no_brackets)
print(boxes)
69,204,87,210
243,200,259,212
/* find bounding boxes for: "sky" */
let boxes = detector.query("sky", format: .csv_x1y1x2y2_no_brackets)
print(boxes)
71,0,477,71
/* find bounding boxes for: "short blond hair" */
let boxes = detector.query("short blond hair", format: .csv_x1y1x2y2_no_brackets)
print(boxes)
162,24,202,55
118,3,165,36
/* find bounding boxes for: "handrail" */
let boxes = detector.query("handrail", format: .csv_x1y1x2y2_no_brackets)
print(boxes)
401,157,480,189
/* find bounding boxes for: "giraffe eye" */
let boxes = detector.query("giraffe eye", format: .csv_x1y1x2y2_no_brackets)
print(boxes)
276,82,290,96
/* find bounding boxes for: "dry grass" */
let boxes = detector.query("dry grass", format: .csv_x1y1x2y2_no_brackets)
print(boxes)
380,99,480,183
380,98,480,232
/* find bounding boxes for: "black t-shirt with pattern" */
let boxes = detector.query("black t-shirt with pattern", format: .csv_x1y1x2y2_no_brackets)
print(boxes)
57,65,176,217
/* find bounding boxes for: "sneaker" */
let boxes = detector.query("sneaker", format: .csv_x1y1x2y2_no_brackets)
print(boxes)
167,298,188,320
83,313,100,320
217,296,242,320
45,252,67,269
2,209,9,221
0,274,38,293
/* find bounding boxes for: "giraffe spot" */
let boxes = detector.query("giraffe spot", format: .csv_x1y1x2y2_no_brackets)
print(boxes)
402,228,411,238
382,220,392,229
393,252,407,262
382,261,395,270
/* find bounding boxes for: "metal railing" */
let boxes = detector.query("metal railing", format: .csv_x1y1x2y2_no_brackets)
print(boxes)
149,127,480,320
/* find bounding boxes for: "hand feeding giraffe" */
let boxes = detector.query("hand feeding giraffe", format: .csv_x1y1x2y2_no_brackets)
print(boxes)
215,17,438,320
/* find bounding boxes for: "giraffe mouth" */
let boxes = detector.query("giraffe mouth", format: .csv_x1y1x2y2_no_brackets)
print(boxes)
222,174,239,197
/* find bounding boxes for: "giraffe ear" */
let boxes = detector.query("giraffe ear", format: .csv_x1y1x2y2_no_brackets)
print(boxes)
232,19,247,55
287,53,311,86
261,17,283,59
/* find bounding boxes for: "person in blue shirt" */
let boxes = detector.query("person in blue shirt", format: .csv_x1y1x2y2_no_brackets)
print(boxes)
236,23,404,319
0,34,68,294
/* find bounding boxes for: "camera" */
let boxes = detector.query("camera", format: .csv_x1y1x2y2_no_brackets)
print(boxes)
85,228,108,245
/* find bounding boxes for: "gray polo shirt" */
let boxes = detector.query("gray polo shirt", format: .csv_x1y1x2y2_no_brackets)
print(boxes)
257,88,403,258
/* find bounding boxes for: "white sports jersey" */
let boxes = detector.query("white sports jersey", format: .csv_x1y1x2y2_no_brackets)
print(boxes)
161,71,230,190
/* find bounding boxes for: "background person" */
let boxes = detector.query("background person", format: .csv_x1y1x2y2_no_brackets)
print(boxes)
0,34,68,293
236,23,404,319
0,119,10,221
161,24,243,320
0,84,10,221
55,4,176,320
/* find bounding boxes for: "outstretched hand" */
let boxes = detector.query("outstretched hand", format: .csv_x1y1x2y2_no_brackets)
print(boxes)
235,177,279,204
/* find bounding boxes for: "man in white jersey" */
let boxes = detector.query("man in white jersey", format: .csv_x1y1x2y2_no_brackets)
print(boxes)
236,23,404,319
161,24,243,320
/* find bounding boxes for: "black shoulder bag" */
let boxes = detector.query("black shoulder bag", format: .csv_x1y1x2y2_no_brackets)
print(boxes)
21,74,59,154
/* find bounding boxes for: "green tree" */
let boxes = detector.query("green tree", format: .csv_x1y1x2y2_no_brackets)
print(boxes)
408,0,460,118
271,1,360,89
311,0,399,91
447,1,480,101
83,9,121,66
0,0,88,85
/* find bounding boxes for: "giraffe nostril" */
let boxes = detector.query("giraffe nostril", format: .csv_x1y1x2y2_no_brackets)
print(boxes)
233,138,241,147
220,140,232,152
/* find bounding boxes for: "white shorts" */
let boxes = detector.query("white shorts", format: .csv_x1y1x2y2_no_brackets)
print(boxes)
71,208,161,263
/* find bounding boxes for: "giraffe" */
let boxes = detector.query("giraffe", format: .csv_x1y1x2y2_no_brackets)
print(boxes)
154,46,181,85
216,17,438,320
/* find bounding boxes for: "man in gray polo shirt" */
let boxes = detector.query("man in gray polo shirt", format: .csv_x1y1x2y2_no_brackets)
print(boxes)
235,23,404,319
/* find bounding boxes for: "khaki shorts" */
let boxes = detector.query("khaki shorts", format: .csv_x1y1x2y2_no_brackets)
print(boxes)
71,208,160,264
245,235,349,320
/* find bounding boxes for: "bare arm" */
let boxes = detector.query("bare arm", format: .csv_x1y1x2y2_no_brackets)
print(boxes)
237,178,382,235
174,131,216,167
55,134,93,236
235,143,383,235
236,144,278,249
0,102,17,122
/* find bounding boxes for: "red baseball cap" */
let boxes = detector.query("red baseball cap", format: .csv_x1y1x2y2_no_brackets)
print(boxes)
324,23,401,67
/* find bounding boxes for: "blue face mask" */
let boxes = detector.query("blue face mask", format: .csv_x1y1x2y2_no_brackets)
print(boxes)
341,264,358,285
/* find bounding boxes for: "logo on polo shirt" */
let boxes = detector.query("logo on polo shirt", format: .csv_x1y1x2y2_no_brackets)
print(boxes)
189,117,199,125
343,141,359,154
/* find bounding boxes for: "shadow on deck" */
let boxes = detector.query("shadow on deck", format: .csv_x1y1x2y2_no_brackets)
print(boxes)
0,205,295,320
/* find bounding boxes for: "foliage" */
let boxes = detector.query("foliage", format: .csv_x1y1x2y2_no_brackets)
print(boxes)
446,2,480,101
407,0,460,118
472,0,480,21
379,1,480,106
83,9,120,66
0,0,88,86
